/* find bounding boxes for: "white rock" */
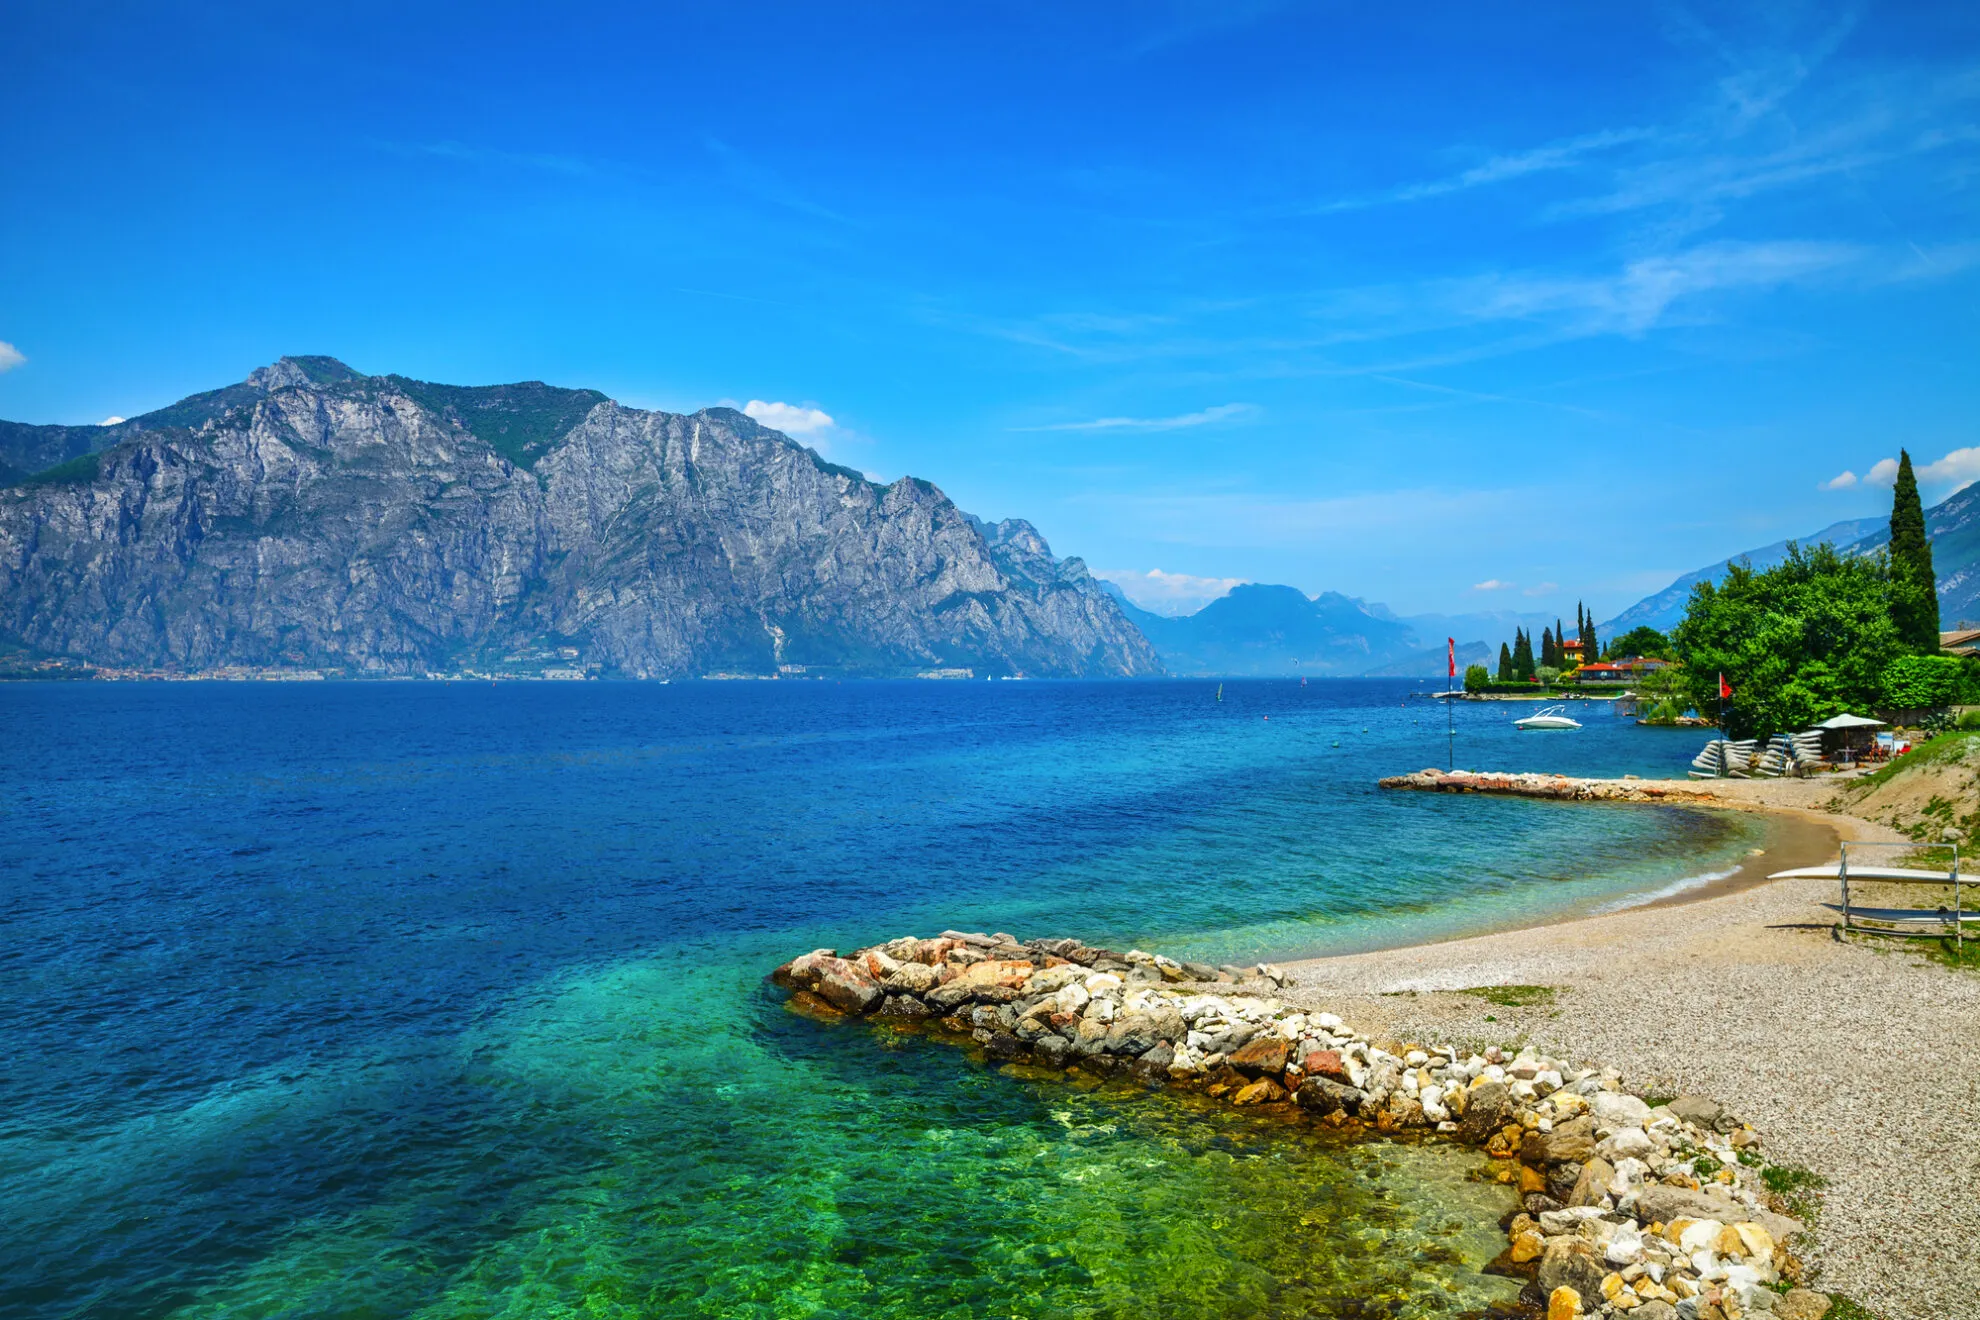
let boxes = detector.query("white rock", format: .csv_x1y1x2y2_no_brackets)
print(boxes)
1606,1227,1646,1267
1404,1049,1429,1067
1678,1221,1725,1253
1603,1127,1655,1159
1591,1092,1653,1127
1083,972,1123,994
1315,1012,1343,1032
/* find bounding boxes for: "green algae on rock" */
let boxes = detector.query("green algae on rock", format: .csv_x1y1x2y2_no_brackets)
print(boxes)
775,930,1833,1320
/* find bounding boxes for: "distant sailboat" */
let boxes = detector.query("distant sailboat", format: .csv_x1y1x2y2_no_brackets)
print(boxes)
1215,684,1223,703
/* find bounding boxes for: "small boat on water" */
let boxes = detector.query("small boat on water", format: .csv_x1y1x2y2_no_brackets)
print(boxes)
1513,704,1581,731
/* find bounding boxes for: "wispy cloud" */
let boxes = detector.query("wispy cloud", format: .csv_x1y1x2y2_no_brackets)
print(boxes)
1317,127,1657,213
704,137,854,225
1450,240,1863,335
1865,457,1901,487
1095,567,1248,615
1473,579,1514,591
0,340,23,372
99,416,125,426
1821,470,1858,490
1011,403,1256,433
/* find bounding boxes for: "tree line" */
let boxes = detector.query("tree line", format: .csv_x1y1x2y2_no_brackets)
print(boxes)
1491,604,1603,683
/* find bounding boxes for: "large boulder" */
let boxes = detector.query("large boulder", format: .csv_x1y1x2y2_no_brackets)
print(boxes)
771,948,838,990
1228,1035,1292,1077
1666,1093,1730,1130
1567,1157,1614,1207
815,959,885,1015
1457,1081,1515,1143
1294,1077,1363,1116
1589,1092,1651,1129
1522,1115,1597,1165
1536,1239,1607,1310
883,962,940,995
875,993,933,1020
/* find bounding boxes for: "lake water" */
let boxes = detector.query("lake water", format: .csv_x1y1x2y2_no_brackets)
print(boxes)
0,679,1758,1318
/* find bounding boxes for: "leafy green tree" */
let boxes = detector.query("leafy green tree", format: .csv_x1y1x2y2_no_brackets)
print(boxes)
1603,625,1671,661
1672,543,1902,737
1497,642,1513,682
1888,448,1940,652
1535,664,1562,687
1464,663,1489,693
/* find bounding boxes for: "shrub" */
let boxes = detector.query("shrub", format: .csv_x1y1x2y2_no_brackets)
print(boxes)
1463,664,1489,693
1882,654,1967,709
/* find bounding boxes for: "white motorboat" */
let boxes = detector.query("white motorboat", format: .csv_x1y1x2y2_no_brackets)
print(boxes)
1514,704,1582,731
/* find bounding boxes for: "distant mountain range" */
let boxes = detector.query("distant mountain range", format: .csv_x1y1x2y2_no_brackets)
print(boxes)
1099,581,1498,677
1602,481,1980,634
0,357,1159,679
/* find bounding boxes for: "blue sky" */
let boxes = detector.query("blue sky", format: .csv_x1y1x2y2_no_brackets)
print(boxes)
3,1,1977,620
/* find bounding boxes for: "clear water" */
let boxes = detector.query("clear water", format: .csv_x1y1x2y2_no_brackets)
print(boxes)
0,679,1755,1318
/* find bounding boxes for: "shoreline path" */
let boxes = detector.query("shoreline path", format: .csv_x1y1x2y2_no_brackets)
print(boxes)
1285,775,1978,1316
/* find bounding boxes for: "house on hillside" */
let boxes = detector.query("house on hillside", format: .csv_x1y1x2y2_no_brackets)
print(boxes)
1560,638,1585,666
1575,656,1669,684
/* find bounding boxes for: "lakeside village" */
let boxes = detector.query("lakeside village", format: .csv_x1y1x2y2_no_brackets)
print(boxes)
1459,453,1980,779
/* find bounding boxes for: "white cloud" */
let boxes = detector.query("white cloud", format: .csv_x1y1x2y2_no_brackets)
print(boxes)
1820,470,1858,490
743,399,835,437
1917,447,1980,487
1865,457,1901,487
99,416,126,426
1522,582,1560,597
1095,567,1248,616
1472,579,1514,591
1012,403,1257,433
0,341,23,372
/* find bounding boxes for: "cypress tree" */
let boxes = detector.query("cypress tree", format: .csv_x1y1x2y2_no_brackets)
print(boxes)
1541,626,1557,668
1889,449,1940,652
1497,642,1513,682
1513,628,1535,681
1580,603,1598,662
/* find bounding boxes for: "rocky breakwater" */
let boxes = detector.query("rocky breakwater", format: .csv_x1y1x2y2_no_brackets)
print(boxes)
1380,769,1718,805
772,930,1837,1320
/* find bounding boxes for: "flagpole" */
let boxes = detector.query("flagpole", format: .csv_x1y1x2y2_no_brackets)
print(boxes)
1447,637,1456,771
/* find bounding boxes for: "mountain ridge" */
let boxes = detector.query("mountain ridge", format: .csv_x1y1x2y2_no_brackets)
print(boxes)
0,357,1159,680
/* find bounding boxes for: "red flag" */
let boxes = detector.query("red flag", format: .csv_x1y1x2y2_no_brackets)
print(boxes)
1718,673,1733,699
1447,638,1456,679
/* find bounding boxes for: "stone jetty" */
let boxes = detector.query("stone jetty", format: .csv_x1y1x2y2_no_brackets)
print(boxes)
773,930,1835,1320
1379,768,1724,804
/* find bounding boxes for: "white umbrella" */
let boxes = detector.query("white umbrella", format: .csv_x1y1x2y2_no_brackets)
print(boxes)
1816,713,1887,729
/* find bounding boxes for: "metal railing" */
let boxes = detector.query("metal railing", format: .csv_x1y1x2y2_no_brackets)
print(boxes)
1838,840,1965,950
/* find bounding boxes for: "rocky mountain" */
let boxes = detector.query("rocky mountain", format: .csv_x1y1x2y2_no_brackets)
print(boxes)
1605,485,1980,636
1841,479,1980,626
0,357,1160,679
1600,516,1888,636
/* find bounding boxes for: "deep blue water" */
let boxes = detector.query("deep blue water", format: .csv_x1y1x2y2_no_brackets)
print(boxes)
1,680,1755,1319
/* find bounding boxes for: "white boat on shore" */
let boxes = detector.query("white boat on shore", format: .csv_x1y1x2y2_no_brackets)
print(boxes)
1513,705,1581,731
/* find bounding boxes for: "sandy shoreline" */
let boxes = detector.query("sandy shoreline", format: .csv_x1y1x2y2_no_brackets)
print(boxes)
1284,774,1977,1316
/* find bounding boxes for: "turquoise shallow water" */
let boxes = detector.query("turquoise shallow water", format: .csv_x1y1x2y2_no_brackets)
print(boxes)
0,679,1757,1318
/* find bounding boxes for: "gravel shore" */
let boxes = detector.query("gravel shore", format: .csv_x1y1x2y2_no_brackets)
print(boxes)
1284,780,1980,1317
